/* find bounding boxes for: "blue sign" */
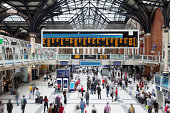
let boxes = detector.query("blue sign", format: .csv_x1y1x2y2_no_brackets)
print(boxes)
113,61,121,66
28,44,31,48
57,70,69,78
63,80,68,88
60,61,68,65
80,61,101,66
70,82,75,90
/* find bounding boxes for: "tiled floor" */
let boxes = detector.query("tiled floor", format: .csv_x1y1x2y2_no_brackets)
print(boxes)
0,71,164,113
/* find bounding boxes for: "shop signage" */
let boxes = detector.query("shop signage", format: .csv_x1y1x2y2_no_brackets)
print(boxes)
80,61,101,66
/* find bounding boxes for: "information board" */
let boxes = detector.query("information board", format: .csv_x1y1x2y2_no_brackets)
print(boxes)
42,30,139,48
84,55,96,59
57,69,69,78
98,55,110,59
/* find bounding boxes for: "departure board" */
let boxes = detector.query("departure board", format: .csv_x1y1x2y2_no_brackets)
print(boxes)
42,30,139,48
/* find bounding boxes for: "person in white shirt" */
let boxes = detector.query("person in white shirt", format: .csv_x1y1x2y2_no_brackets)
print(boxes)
44,74,47,81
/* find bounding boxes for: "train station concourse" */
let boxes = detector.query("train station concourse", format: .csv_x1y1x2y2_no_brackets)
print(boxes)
0,0,169,113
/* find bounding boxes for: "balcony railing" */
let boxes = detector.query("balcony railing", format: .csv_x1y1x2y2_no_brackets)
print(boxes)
0,53,163,66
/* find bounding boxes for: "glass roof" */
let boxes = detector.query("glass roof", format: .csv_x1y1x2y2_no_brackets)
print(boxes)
3,15,25,22
47,0,126,29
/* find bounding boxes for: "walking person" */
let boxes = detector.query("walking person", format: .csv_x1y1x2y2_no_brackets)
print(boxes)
44,73,47,81
153,100,158,113
92,105,97,113
104,102,111,113
97,85,101,99
7,100,13,113
115,87,118,101
63,89,67,104
110,88,114,102
36,88,41,104
15,90,19,106
106,84,110,97
147,96,153,113
90,83,94,95
43,96,48,113
128,104,135,113
80,98,86,113
28,84,33,99
81,86,84,97
48,103,53,113
32,83,36,96
21,95,27,113
85,90,90,106
0,101,4,113
58,103,65,113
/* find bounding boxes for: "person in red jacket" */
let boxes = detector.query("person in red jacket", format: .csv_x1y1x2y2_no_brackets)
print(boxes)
81,85,84,97
102,79,105,89
58,103,64,113
43,96,48,113
115,87,118,101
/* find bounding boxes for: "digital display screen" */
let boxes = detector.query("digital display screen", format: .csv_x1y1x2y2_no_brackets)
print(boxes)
42,30,139,48
71,55,83,59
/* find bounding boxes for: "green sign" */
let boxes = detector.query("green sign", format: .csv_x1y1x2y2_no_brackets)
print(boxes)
0,39,3,44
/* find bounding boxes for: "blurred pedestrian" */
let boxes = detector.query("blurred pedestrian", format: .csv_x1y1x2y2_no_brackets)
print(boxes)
32,83,36,96
104,102,111,113
75,105,81,113
80,98,86,113
58,103,64,113
128,104,135,113
115,87,118,101
0,101,4,113
48,103,53,113
15,90,19,106
43,96,48,113
85,90,89,106
21,95,27,113
28,84,33,99
7,100,13,113
63,89,67,104
92,105,97,113
97,85,101,99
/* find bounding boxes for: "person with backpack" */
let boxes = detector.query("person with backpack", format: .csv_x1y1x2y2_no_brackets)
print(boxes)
36,88,41,104
21,95,27,113
97,85,101,99
7,100,13,113
106,84,110,97
80,98,86,113
128,104,135,113
85,90,90,106
43,96,48,113
104,102,111,113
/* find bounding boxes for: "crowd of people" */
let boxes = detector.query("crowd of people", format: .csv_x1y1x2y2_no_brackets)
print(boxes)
0,67,169,113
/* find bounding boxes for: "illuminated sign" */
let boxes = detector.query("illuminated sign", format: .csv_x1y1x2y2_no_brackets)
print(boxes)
84,55,96,59
98,55,110,59
71,55,83,59
42,30,139,48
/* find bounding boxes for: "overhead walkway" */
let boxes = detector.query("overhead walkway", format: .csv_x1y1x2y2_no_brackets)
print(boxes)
0,53,163,70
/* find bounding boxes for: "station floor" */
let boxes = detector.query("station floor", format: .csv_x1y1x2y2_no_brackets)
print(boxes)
0,71,164,113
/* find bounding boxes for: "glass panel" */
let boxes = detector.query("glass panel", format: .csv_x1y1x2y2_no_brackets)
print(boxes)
58,55,70,60
154,75,161,85
162,77,169,88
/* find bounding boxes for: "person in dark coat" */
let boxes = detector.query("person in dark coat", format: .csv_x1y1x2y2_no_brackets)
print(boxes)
7,100,13,113
97,85,101,99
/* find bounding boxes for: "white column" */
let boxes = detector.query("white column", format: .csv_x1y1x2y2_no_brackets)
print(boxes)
163,28,169,73
83,48,86,54
92,48,94,54
73,48,75,54
98,48,101,53
77,48,79,54
102,48,104,54
87,48,90,54
30,33,36,54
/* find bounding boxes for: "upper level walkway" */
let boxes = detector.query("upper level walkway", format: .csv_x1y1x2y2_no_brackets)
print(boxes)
0,53,165,70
